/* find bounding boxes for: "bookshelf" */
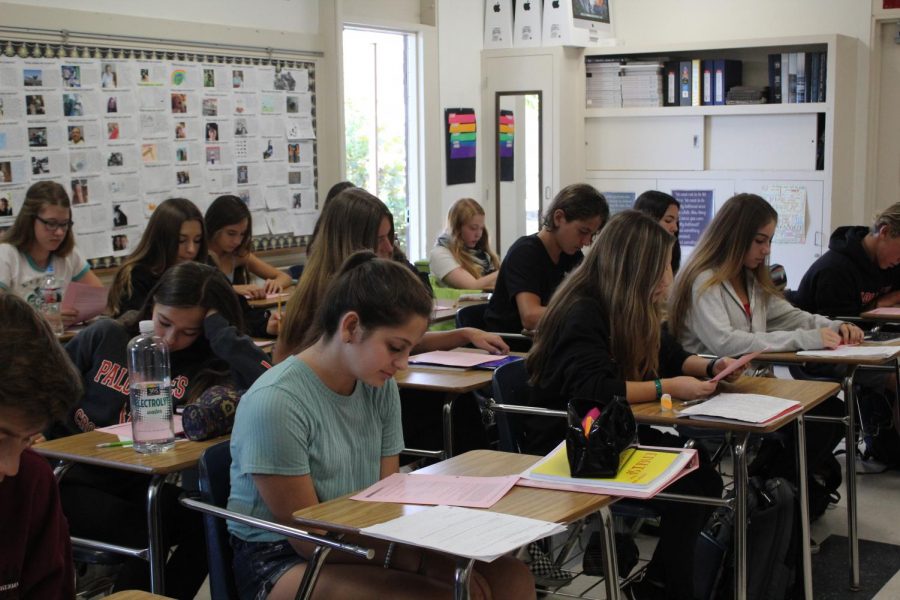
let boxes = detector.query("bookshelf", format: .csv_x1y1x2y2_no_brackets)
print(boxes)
580,34,859,288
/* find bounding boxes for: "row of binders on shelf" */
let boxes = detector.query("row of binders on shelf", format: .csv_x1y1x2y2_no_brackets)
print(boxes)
767,52,827,105
586,57,750,108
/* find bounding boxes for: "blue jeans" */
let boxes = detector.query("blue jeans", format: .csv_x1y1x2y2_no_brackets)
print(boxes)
231,536,305,600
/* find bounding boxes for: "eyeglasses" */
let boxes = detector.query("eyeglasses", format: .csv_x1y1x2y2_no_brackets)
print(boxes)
35,216,74,232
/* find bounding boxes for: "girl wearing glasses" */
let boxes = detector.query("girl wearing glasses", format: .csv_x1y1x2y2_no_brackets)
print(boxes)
0,181,102,322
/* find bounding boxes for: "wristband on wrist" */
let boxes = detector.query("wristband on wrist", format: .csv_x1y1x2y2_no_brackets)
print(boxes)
706,358,718,379
654,378,663,400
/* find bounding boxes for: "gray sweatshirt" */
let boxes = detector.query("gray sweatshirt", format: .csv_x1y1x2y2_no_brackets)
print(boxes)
677,268,841,356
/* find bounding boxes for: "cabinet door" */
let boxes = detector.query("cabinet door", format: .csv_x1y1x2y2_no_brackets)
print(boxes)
737,178,825,290
707,114,818,171
585,116,704,171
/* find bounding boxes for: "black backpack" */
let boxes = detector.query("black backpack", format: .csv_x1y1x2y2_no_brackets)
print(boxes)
859,388,900,467
694,477,799,600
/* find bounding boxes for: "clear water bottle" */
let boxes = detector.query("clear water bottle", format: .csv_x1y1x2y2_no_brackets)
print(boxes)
127,320,175,453
39,264,64,336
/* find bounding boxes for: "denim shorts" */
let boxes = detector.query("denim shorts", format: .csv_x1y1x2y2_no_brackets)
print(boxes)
231,536,305,600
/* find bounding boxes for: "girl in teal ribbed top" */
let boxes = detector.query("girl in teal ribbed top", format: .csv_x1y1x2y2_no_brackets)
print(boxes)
228,251,534,600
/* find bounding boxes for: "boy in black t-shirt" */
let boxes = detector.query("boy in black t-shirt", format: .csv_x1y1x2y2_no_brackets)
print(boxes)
485,183,609,333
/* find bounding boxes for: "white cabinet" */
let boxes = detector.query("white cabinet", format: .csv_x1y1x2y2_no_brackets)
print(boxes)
580,35,859,288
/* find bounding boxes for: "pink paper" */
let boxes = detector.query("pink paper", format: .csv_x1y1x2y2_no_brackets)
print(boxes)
97,415,184,441
408,350,502,368
351,473,518,508
60,282,109,323
709,348,768,383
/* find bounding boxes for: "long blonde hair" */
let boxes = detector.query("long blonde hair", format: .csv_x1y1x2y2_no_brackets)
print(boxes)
443,198,499,278
274,188,392,361
668,193,779,338
527,210,674,383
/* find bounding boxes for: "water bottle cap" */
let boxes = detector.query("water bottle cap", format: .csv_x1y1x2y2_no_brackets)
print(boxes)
46,264,55,274
138,320,155,334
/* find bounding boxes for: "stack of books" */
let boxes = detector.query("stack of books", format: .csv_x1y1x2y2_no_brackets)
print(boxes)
619,61,665,108
585,58,623,108
725,86,769,105
768,52,827,104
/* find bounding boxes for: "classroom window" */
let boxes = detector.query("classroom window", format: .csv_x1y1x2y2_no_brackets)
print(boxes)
342,27,419,256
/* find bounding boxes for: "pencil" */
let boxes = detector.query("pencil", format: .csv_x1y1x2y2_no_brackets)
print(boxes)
276,296,282,332
96,440,134,448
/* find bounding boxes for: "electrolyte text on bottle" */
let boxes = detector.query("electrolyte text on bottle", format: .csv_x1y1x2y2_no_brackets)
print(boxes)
127,320,175,453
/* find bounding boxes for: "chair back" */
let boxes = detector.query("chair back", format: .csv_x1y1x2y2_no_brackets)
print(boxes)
198,440,239,600
456,303,488,329
491,359,532,453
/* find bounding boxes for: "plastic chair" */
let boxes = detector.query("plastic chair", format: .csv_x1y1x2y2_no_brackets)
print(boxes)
456,303,488,330
188,441,374,600
197,441,240,600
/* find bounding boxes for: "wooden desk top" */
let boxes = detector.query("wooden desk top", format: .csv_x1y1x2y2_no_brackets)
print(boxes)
859,308,900,322
33,430,228,475
630,376,840,433
293,450,614,532
756,344,900,366
394,365,494,394
247,289,294,309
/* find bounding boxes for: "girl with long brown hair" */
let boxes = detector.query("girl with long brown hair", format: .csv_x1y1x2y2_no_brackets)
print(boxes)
205,194,291,298
107,197,206,316
526,210,734,600
275,187,507,362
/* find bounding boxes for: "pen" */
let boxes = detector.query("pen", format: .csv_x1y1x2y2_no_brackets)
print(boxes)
680,398,708,407
95,440,133,448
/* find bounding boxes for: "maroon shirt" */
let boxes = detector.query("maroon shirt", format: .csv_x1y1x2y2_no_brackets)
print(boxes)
0,449,73,599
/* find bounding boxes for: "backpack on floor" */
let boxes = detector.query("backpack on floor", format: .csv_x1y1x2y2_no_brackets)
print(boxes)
693,477,799,600
859,389,900,467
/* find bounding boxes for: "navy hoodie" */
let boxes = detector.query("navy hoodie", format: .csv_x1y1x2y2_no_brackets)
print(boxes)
792,226,900,316
51,313,270,438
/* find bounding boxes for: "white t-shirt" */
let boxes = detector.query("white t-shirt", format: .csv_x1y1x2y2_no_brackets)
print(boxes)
428,244,462,282
0,243,90,309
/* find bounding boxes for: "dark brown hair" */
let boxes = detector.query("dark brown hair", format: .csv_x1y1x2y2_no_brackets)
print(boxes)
1,181,75,257
205,194,252,283
541,183,609,231
0,294,82,424
314,250,432,342
108,198,206,315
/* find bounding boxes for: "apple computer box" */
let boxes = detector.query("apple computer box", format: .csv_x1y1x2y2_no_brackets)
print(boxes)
543,0,614,47
514,0,542,47
484,0,514,49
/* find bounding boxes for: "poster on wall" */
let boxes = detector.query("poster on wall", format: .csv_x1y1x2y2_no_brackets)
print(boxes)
762,183,807,244
602,191,635,214
672,189,713,246
445,108,476,185
0,48,318,263
498,109,514,182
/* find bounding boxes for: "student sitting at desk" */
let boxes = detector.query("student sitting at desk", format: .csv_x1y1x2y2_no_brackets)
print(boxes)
229,251,534,600
275,187,507,362
107,197,206,316
0,181,104,324
526,210,730,600
633,190,681,275
789,201,900,466
205,194,292,299
0,294,82,599
428,198,500,290
668,193,864,518
484,183,608,333
791,200,900,316
53,262,271,598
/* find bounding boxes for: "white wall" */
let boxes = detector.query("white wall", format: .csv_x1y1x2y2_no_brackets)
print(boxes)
2,0,319,34
435,0,485,244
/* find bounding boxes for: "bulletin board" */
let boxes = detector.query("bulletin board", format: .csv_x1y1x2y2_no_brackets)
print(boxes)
0,39,318,268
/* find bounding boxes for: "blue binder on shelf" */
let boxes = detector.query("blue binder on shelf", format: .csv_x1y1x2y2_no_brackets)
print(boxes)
713,59,742,105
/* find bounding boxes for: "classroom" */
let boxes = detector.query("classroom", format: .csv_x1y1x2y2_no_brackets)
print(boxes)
1,1,899,599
